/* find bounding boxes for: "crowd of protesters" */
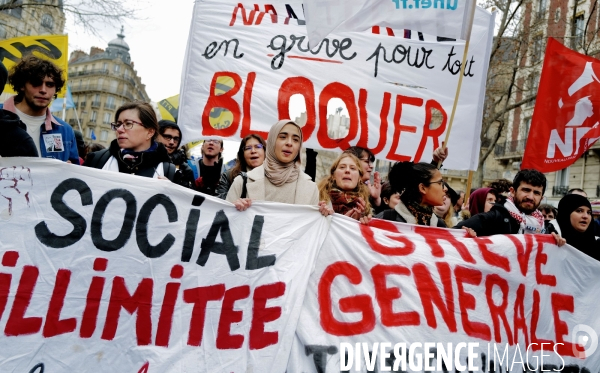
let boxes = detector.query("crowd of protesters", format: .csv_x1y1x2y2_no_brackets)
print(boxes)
2,55,599,262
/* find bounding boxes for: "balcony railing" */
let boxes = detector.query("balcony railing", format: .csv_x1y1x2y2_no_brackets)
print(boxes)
552,185,569,197
91,101,101,108
104,102,116,110
495,139,526,159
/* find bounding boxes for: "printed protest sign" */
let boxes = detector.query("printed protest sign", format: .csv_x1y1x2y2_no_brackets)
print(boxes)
290,216,600,372
0,35,69,97
179,1,494,170
0,158,328,372
522,38,600,172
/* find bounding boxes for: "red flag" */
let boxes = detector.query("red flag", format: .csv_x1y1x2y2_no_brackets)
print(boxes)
522,38,600,172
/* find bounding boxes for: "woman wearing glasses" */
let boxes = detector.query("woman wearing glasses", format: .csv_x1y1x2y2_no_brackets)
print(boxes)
216,134,266,199
84,101,177,181
375,161,448,227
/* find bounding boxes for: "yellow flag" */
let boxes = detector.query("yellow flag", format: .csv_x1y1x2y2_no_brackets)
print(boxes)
157,94,179,122
0,34,69,97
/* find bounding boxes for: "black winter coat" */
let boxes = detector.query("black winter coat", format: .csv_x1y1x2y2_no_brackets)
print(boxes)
454,203,521,236
0,109,39,157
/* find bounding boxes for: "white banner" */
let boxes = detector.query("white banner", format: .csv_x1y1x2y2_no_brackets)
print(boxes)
290,216,600,372
303,0,473,48
179,1,495,170
0,158,328,372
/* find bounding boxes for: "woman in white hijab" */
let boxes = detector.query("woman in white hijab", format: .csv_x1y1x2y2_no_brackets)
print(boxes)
226,119,332,215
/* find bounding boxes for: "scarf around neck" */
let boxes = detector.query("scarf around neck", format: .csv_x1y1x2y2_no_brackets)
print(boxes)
504,196,545,234
329,188,361,215
406,200,434,226
263,119,302,186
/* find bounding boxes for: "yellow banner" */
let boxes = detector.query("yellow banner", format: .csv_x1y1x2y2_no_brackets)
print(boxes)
157,94,179,122
0,35,68,97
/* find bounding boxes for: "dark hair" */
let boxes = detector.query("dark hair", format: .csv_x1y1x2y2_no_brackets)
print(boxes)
539,203,557,217
115,101,159,141
8,55,65,100
344,146,375,163
228,134,266,183
88,143,106,153
513,169,546,195
388,161,438,205
158,120,182,147
567,188,587,196
381,182,394,204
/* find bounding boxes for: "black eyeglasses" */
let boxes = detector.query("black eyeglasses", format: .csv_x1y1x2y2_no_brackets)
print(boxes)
244,144,264,151
161,134,181,142
426,179,445,186
110,120,143,131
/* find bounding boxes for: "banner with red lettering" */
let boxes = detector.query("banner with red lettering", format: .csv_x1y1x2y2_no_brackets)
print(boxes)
522,38,600,172
178,1,495,170
0,158,328,372
290,216,600,372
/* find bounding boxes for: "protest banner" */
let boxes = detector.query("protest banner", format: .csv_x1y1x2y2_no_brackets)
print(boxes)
0,35,69,98
0,158,328,372
158,94,180,122
522,38,600,173
302,0,474,48
178,1,495,170
290,216,600,372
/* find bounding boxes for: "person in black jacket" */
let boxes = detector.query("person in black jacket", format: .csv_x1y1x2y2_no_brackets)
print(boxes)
375,161,448,227
455,169,565,245
84,101,177,182
157,120,195,188
0,62,38,157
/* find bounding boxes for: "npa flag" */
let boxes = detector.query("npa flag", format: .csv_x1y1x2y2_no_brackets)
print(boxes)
522,38,600,172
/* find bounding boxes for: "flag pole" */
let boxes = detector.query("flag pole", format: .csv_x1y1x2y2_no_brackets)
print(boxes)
438,0,478,168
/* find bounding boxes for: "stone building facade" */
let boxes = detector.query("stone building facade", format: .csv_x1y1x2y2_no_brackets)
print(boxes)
0,0,65,39
65,29,150,148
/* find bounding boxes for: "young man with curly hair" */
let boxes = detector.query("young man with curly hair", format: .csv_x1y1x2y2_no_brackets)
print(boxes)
1,55,78,163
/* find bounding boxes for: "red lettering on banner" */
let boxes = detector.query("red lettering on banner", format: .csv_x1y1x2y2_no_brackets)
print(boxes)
155,265,184,347
356,90,391,154
552,293,583,357
318,262,375,336
413,262,457,332
101,277,153,346
240,72,266,139
513,284,530,346
317,82,359,149
386,95,421,161
217,285,250,349
4,265,42,336
414,226,476,263
474,237,510,272
249,282,285,350
507,235,534,276
454,266,491,341
138,362,150,373
360,219,415,256
371,264,420,327
530,289,553,350
43,269,76,338
0,251,19,322
277,77,316,140
229,4,258,26
535,235,557,286
485,274,513,344
80,258,108,338
183,284,226,347
414,100,447,162
202,72,243,137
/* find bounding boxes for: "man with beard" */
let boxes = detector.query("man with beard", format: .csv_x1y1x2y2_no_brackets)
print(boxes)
1,55,78,163
194,138,224,196
455,169,565,244
157,120,195,188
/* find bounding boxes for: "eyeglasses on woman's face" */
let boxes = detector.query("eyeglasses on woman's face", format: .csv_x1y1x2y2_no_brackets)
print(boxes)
110,120,143,131
426,179,445,186
244,143,264,151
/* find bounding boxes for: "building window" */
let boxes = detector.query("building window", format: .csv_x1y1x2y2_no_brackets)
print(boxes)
523,117,531,136
103,112,111,124
536,0,547,21
573,14,585,49
41,14,54,29
527,73,539,107
86,127,92,138
532,35,544,63
102,62,108,72
114,64,121,73
90,111,97,122
100,130,108,141
555,8,561,23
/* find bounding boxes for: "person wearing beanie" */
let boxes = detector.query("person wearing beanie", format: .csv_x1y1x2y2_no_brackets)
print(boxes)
547,194,600,261
157,120,195,188
1,55,78,163
0,62,38,157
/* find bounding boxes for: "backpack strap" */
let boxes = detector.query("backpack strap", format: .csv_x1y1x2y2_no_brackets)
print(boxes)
240,172,248,199
86,148,111,169
162,162,177,181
